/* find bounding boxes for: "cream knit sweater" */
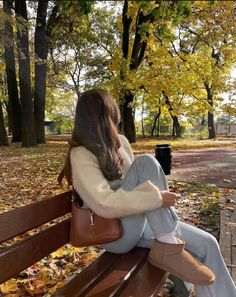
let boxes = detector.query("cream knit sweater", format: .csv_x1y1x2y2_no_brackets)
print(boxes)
71,134,163,218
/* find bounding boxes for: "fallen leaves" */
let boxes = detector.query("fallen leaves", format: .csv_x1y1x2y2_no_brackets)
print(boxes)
0,141,102,296
0,244,101,297
223,179,232,183
0,141,68,213
0,279,18,294
169,181,220,239
0,139,228,297
131,137,236,155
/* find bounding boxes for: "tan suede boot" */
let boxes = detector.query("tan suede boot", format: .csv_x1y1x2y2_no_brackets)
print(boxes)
148,239,215,286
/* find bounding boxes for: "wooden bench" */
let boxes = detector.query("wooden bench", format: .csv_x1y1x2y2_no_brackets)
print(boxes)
0,191,168,297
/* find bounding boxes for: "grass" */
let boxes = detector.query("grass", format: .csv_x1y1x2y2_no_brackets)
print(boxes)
169,181,220,239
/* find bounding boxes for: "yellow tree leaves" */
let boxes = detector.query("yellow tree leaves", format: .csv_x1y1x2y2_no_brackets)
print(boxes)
109,0,235,136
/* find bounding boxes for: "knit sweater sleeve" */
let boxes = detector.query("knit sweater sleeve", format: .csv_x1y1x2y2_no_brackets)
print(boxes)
118,134,134,162
70,147,163,219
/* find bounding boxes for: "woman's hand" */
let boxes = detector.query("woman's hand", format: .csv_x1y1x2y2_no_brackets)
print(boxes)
160,190,181,208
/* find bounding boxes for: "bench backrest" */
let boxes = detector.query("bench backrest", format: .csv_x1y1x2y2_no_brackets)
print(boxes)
0,191,72,284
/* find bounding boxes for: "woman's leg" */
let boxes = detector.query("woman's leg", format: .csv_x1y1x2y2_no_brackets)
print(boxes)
102,154,234,293
137,222,236,297
180,221,236,297
100,213,147,253
121,154,179,236
131,155,235,295
101,154,178,253
102,155,215,286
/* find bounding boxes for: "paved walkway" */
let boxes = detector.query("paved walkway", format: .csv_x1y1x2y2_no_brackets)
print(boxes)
219,191,236,283
168,148,236,283
170,148,236,189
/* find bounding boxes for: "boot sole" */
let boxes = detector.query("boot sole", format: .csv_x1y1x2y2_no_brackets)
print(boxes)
148,257,215,286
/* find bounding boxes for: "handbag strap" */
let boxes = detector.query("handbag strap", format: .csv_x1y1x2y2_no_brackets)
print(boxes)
72,187,84,207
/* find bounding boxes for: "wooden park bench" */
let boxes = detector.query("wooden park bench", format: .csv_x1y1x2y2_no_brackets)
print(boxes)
0,191,168,297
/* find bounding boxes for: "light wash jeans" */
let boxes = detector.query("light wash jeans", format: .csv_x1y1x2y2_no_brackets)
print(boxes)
101,155,236,297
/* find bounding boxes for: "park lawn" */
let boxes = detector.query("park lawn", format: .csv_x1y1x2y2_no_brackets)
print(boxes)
132,136,236,154
0,137,235,213
0,137,234,296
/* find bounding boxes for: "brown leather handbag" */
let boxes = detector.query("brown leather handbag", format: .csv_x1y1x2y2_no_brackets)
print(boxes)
70,190,123,247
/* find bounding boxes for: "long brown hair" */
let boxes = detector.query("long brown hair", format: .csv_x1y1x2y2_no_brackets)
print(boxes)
58,89,123,185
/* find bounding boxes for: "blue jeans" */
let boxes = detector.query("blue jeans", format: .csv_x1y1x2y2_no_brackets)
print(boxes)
101,155,236,297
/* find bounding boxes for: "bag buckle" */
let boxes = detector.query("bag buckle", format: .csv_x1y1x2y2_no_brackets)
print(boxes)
90,211,95,232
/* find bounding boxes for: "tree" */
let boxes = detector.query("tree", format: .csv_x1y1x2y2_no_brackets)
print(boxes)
3,0,22,142
0,73,9,146
2,0,94,147
162,91,181,137
0,101,8,146
170,1,236,138
133,35,195,138
219,97,236,134
42,1,98,130
45,2,115,119
15,0,36,147
115,0,192,142
133,1,236,139
34,0,48,143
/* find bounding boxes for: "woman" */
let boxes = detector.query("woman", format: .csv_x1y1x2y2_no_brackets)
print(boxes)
58,89,236,297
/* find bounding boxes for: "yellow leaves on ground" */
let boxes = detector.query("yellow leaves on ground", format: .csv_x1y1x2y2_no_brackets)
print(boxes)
131,137,236,155
0,279,18,294
0,244,100,297
51,246,73,259
0,141,68,213
25,280,47,296
170,181,220,238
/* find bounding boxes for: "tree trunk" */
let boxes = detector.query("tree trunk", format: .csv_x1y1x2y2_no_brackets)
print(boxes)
205,83,216,139
120,0,136,142
4,101,11,133
15,0,37,147
141,118,145,138
151,109,161,137
34,0,48,143
208,111,215,139
172,115,181,137
162,91,181,137
120,2,155,142
0,101,9,146
3,0,22,142
141,96,145,137
157,116,160,136
122,92,136,143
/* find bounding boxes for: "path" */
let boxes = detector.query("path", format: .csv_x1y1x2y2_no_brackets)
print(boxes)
169,148,236,189
168,148,236,283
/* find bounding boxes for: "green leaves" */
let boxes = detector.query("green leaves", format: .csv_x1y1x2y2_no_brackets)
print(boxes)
60,0,95,16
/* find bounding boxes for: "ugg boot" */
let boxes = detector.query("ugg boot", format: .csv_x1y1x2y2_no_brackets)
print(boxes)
148,239,215,286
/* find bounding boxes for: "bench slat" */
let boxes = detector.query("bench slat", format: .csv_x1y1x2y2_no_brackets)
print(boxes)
0,191,72,243
54,252,121,297
55,248,150,297
120,261,168,297
85,248,148,297
0,219,70,284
